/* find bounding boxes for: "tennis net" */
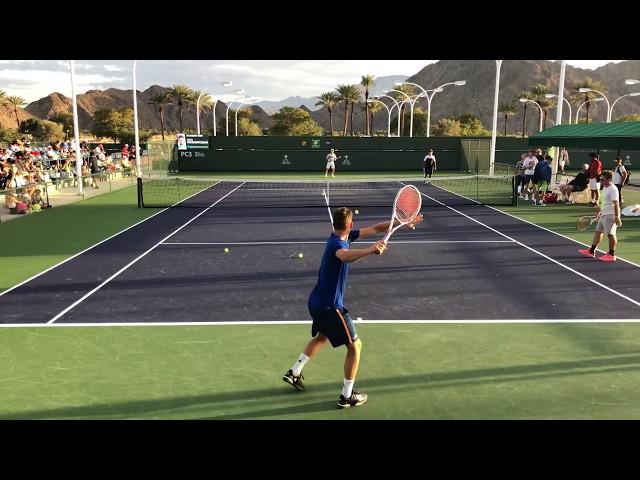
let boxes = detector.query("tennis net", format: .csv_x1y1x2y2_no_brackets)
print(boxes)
138,175,516,209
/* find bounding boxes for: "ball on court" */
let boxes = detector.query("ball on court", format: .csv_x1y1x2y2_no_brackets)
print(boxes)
298,253,304,259
355,209,359,215
224,248,229,253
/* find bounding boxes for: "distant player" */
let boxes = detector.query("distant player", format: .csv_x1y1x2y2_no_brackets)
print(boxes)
325,148,339,178
423,149,436,183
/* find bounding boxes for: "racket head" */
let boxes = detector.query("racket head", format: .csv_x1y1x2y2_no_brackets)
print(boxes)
576,215,593,231
393,185,422,224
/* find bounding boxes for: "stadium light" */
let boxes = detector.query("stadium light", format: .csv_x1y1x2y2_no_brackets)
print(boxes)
213,88,243,136
226,95,250,136
519,98,544,132
367,99,392,136
398,80,465,137
196,81,232,135
376,94,402,137
610,92,640,120
69,60,84,195
579,87,611,122
575,97,604,124
545,93,573,124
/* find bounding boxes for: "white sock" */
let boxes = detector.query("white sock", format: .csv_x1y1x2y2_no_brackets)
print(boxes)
517,185,522,194
291,353,310,376
342,378,354,398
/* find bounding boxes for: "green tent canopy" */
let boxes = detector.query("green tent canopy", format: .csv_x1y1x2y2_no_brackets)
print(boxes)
528,122,640,149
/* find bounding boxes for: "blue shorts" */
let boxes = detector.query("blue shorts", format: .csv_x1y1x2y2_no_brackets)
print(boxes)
308,304,358,348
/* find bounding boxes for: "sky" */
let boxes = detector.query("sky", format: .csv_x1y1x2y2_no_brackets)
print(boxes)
0,60,628,104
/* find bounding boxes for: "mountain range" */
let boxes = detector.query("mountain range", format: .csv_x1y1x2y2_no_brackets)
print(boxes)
2,61,638,137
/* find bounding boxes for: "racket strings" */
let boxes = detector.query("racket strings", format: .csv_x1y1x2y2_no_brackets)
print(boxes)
395,189,422,223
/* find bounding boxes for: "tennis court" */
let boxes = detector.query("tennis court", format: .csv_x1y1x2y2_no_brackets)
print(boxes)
2,176,640,419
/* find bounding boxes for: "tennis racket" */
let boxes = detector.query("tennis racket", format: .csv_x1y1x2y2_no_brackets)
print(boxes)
381,185,422,245
576,215,597,231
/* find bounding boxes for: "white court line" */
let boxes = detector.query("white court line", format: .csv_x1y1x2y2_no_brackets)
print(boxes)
160,240,514,245
46,182,246,325
413,185,640,308
2,318,640,328
0,179,221,299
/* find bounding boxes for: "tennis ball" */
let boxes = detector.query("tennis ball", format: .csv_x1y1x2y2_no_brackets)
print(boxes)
224,248,229,253
355,209,359,215
298,253,304,259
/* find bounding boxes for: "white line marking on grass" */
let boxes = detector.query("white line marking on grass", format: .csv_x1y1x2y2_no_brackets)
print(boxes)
414,188,640,308
2,318,640,328
46,183,246,325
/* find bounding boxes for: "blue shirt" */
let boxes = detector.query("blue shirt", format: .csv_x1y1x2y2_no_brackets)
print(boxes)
308,229,360,309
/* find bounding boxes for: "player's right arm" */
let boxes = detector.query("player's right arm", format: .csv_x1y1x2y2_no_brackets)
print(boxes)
335,242,386,263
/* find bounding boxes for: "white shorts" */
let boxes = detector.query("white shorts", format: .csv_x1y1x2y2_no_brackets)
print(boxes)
326,162,335,170
589,178,600,190
596,214,618,236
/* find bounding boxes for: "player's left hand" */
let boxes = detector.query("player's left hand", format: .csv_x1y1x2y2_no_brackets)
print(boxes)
406,213,424,230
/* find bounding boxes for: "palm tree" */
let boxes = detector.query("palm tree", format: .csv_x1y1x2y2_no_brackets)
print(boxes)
148,92,172,141
0,90,6,100
367,101,382,136
169,84,194,132
6,96,26,130
346,85,362,136
315,92,340,136
360,74,376,135
518,90,533,138
529,83,555,129
335,84,351,136
499,100,518,136
572,78,608,124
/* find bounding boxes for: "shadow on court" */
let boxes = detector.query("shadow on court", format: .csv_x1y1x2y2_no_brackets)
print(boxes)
5,352,640,419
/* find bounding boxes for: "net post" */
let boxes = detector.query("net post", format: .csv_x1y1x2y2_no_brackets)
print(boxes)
137,177,143,208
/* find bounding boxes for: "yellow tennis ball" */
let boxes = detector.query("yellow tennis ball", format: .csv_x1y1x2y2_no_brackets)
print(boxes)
298,253,304,259
355,209,359,215
224,248,229,253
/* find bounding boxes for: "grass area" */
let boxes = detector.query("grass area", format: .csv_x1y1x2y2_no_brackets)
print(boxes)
2,323,640,419
2,176,640,419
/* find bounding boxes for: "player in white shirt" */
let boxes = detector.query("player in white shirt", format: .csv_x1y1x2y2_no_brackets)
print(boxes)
578,170,622,262
325,148,339,178
522,150,538,201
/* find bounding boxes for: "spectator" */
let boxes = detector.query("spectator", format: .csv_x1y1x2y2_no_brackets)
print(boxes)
559,147,570,174
588,152,602,206
533,154,553,206
515,153,527,198
613,156,628,205
522,149,538,201
121,144,130,160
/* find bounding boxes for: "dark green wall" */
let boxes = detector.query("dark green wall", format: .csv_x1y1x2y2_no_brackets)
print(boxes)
175,136,531,172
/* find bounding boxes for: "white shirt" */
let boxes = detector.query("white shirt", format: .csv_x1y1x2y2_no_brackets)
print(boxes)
601,183,619,216
423,154,436,165
613,165,627,185
326,153,337,163
524,156,538,175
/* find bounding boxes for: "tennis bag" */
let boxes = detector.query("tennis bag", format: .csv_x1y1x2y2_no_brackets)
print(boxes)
543,192,559,203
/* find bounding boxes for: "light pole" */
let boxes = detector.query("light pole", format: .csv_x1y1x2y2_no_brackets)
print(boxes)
132,60,141,179
610,92,640,120
368,99,392,137
212,89,244,136
519,98,544,132
490,61,502,176
235,98,259,136
196,81,232,135
556,60,566,126
69,60,83,195
386,89,412,136
575,97,604,124
396,80,466,137
376,95,401,137
545,93,572,124
226,95,249,136
579,87,611,122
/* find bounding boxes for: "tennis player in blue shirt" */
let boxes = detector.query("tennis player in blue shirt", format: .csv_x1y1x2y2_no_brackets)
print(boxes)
283,206,423,408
